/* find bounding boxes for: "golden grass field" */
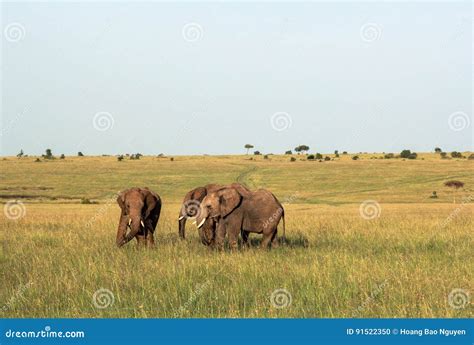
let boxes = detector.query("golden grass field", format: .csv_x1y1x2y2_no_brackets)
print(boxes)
0,153,473,318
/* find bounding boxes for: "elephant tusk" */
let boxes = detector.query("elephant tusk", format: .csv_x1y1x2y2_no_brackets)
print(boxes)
178,216,185,221
197,218,206,229
128,219,132,226
140,220,145,228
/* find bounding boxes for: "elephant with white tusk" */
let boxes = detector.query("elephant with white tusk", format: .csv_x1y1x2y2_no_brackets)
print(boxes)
195,185,285,250
178,183,250,246
116,187,162,247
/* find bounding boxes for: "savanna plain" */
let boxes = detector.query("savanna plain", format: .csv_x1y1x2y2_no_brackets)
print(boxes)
0,153,472,318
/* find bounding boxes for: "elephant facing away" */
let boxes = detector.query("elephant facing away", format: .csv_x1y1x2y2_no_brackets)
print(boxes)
116,187,162,247
195,186,285,249
178,183,251,246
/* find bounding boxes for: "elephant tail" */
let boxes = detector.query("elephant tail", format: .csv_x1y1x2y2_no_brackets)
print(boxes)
280,208,286,244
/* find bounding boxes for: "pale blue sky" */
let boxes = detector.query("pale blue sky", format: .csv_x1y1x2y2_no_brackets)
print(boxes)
1,1,472,156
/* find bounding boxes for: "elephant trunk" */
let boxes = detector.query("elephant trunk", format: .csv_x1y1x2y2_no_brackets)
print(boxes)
178,212,187,239
117,214,143,247
196,207,208,229
116,216,128,247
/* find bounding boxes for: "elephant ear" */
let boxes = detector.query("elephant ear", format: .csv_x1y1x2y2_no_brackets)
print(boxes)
142,188,160,219
218,188,242,218
117,190,127,212
189,187,207,202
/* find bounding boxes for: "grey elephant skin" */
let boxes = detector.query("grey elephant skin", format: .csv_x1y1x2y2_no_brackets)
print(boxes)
116,187,162,247
178,183,250,246
196,185,285,249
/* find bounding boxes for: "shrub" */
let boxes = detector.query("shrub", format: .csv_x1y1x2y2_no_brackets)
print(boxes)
440,152,448,159
117,155,124,161
315,153,323,160
254,151,261,155
468,154,474,160
78,152,84,157
263,155,269,159
34,158,41,162
324,156,331,161
285,150,292,155
352,156,359,160
451,151,463,158
170,157,174,161
408,152,418,160
42,149,54,159
435,147,442,153
342,151,348,155
80,198,93,204
307,154,315,160
400,150,412,159
384,153,394,159
290,157,296,162
60,154,65,159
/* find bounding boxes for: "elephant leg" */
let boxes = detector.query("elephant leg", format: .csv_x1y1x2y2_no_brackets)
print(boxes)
228,230,238,251
260,232,273,249
215,222,226,251
146,231,155,247
136,235,147,247
241,230,250,249
270,229,279,249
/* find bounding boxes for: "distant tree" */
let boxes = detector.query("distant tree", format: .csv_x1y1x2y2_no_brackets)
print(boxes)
285,150,292,155
157,153,165,157
253,151,261,155
60,154,65,159
342,151,348,155
440,152,448,159
42,149,54,159
334,150,339,155
117,155,124,161
444,180,464,203
408,152,418,160
434,147,442,153
78,152,84,157
324,156,331,161
16,149,24,158
315,153,323,160
400,150,412,159
244,144,254,155
307,154,315,160
290,157,296,162
451,151,463,158
352,155,359,161
263,155,269,159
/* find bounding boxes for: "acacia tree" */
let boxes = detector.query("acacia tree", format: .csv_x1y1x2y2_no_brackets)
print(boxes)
295,145,310,154
444,180,464,204
244,144,254,155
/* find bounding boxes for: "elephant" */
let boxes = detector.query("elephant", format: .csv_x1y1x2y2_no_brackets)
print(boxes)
116,187,162,247
178,183,251,246
195,185,285,249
